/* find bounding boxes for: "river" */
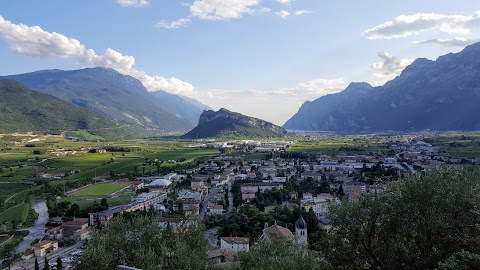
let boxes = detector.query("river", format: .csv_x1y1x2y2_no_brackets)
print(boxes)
15,200,49,254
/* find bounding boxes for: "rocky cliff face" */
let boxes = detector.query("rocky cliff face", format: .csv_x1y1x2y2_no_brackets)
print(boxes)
183,108,287,138
284,42,480,133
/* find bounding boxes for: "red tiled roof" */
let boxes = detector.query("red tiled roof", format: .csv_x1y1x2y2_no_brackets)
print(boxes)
262,224,295,242
221,237,249,245
34,240,57,248
159,217,182,223
206,249,238,262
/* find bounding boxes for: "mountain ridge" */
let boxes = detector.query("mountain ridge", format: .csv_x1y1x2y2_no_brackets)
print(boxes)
284,42,480,133
183,108,287,138
1,67,209,132
0,79,137,139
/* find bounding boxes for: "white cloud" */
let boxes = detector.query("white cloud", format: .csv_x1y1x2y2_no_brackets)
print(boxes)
294,10,312,16
370,52,413,86
117,0,149,7
189,0,261,20
156,18,191,29
200,78,347,125
274,0,294,4
276,10,290,20
0,16,85,57
412,37,479,47
363,11,480,39
0,15,195,97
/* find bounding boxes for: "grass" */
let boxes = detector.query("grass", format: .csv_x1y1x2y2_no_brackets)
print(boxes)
60,195,135,210
0,203,30,223
74,183,130,196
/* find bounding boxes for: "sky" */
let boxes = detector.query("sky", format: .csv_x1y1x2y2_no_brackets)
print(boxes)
1,0,480,125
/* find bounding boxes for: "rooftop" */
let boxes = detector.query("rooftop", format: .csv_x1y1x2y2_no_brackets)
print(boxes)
221,237,249,245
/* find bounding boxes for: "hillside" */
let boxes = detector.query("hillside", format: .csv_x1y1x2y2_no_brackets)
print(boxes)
183,108,287,138
2,68,201,132
284,42,480,133
0,79,137,139
150,90,212,125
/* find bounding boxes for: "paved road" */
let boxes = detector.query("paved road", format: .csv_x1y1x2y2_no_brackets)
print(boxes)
11,242,83,270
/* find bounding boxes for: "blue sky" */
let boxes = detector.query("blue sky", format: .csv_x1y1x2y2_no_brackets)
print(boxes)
1,0,479,125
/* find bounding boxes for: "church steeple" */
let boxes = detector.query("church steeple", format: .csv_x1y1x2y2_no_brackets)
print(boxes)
295,215,308,247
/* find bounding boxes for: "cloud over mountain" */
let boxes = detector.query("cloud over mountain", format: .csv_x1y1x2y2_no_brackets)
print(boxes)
370,52,413,86
0,15,195,97
363,10,480,39
412,38,479,47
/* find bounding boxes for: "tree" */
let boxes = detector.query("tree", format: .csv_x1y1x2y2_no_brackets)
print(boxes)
100,198,108,209
322,169,480,270
34,257,39,270
77,215,211,270
44,257,49,270
56,257,63,270
65,203,80,217
96,214,102,230
224,239,329,270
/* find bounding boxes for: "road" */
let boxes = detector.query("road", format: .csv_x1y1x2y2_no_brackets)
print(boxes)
11,242,83,270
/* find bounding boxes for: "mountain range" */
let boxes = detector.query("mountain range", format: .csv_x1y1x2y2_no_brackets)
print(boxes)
2,68,210,132
284,42,480,133
0,79,137,139
183,108,287,138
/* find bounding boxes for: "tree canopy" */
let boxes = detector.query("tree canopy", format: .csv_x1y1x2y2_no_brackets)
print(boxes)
321,168,480,270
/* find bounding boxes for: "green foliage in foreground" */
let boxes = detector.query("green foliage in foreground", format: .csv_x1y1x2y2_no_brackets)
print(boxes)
321,168,480,270
77,215,211,270
223,239,329,270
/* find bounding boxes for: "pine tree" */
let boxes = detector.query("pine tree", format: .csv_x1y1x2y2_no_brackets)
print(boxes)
44,257,49,270
56,256,63,270
34,257,39,270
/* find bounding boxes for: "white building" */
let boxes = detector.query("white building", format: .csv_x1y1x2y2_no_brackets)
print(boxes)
220,237,250,252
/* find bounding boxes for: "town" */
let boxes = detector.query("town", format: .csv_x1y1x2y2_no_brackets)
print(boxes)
5,133,479,269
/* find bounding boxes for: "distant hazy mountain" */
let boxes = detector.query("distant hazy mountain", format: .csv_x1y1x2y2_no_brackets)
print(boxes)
0,79,136,139
2,67,206,132
284,43,480,133
183,108,287,138
150,90,212,125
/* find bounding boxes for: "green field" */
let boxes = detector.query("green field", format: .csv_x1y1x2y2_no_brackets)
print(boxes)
0,203,30,223
60,195,135,210
74,183,130,196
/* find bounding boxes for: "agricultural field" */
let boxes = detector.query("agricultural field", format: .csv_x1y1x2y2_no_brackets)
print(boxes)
73,182,130,197
288,136,388,154
423,133,480,158
0,203,30,224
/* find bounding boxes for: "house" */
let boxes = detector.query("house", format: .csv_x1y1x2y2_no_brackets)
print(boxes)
45,226,64,240
183,199,201,216
220,237,250,252
159,217,182,231
318,217,332,232
303,192,313,199
207,249,238,265
272,177,287,183
241,191,256,201
207,205,225,215
62,220,89,238
191,179,205,189
130,181,144,191
33,240,58,257
21,249,35,260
